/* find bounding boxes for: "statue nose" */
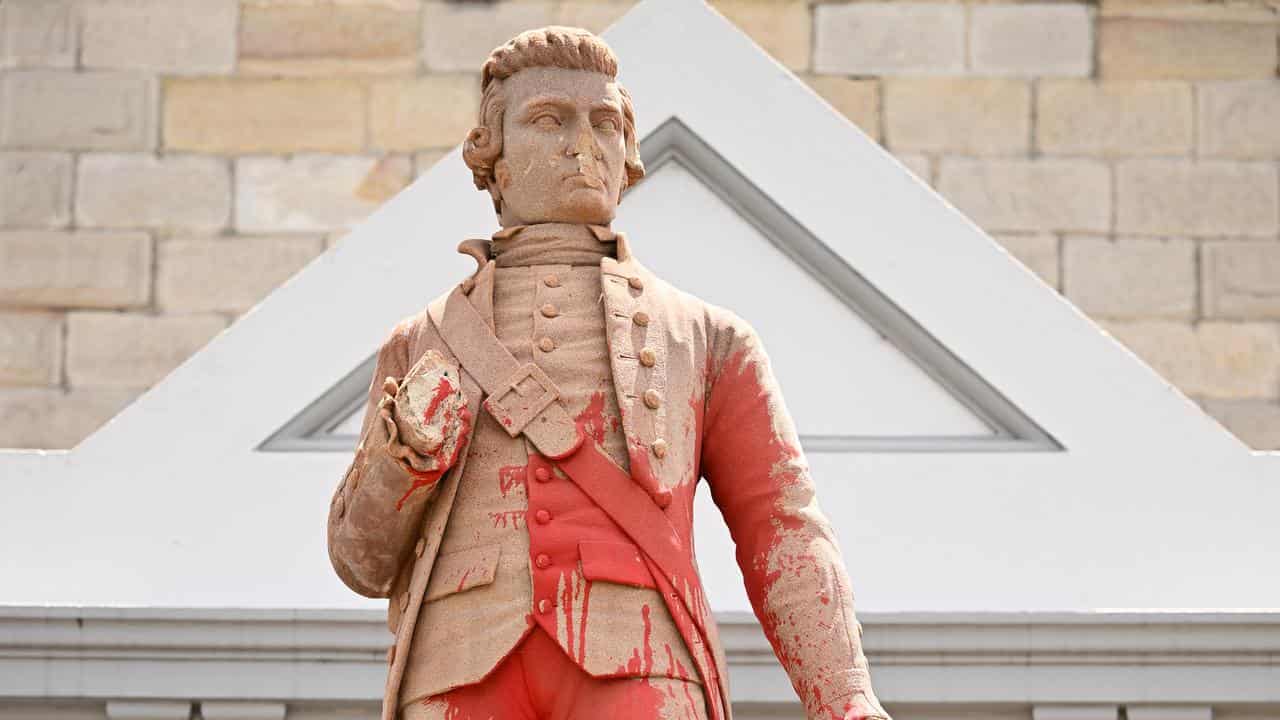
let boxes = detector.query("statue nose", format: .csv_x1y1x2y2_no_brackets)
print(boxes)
570,123,603,162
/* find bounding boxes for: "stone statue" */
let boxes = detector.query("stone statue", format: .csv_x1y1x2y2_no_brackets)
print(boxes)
327,26,890,720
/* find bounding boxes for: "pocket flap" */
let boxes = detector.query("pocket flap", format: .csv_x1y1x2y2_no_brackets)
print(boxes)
425,544,501,602
578,541,655,589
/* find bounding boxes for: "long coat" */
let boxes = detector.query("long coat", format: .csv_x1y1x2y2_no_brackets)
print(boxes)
326,231,888,720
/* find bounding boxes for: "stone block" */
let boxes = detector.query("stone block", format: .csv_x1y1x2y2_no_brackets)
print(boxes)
991,233,1059,289
1100,320,1202,395
884,78,1029,154
0,0,77,68
805,76,880,140
239,2,419,76
163,78,365,154
1202,399,1280,450
937,159,1111,233
369,75,480,151
893,153,933,185
969,4,1093,77
0,312,61,386
81,0,237,74
0,153,71,227
1063,235,1196,319
0,387,136,449
421,1,559,72
0,231,151,308
1202,241,1280,320
236,155,410,233
66,312,226,389
712,0,811,71
1198,322,1280,399
814,3,964,75
76,154,230,232
0,71,156,151
557,2,638,33
1198,80,1280,159
157,236,325,314
1037,81,1192,156
1099,18,1278,80
1116,160,1278,237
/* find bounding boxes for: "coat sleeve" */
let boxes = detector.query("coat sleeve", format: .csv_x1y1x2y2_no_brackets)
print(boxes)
701,310,890,720
327,317,450,598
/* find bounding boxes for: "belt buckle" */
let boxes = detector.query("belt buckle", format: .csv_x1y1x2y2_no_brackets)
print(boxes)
484,362,562,437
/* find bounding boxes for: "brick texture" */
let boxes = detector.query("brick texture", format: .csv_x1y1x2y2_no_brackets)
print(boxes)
1202,399,1280,450
712,0,811,71
370,75,480,151
81,0,237,74
164,79,366,154
992,233,1060,289
0,153,71,228
0,71,155,151
1063,236,1196,319
805,76,880,140
0,231,151,309
814,3,965,75
421,1,560,72
76,154,230,231
239,2,420,76
66,312,227,389
1198,81,1280,159
0,312,61,386
969,4,1093,77
1036,81,1193,156
0,388,136,449
157,237,325,314
1116,160,1279,237
0,0,77,68
1202,242,1280,320
884,78,1029,154
1106,320,1280,400
236,155,411,233
1099,17,1278,80
937,159,1111,233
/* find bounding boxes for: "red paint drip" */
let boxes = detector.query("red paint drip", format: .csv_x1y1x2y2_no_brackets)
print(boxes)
497,464,528,498
421,377,454,424
394,404,472,511
574,391,609,446
640,603,654,674
577,575,591,665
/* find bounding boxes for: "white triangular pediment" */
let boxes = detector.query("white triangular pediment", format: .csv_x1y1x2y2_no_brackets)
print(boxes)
1,0,1276,615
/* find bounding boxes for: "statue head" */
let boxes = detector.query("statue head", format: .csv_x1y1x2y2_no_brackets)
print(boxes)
462,26,644,227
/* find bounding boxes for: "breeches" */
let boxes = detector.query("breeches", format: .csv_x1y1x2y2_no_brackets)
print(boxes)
400,625,709,720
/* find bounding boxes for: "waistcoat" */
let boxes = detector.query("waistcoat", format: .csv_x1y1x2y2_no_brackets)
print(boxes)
398,224,697,705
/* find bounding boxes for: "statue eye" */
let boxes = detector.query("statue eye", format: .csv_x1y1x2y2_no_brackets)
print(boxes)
594,118,619,132
534,114,561,129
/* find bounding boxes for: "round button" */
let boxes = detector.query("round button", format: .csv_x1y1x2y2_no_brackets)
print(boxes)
652,438,668,458
535,553,551,569
538,336,555,352
639,347,656,367
632,310,650,327
534,467,551,483
538,598,553,614
653,488,672,508
535,509,552,524
541,303,559,318
628,276,644,290
643,388,662,409
543,274,560,288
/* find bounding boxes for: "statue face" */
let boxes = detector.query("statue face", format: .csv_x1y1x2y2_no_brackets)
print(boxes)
495,67,628,227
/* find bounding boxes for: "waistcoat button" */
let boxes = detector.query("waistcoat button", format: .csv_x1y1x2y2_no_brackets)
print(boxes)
628,276,644,290
652,438,668,458
543,274,560,288
535,509,552,524
535,553,551,569
643,388,662,409
639,347,656,367
632,310,650,327
534,467,551,483
538,336,555,352
541,303,559,318
538,598,552,614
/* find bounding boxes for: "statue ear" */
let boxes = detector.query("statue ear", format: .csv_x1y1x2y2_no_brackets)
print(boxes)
489,157,509,212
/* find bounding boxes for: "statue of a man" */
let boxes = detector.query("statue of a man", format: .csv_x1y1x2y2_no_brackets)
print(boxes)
328,26,890,720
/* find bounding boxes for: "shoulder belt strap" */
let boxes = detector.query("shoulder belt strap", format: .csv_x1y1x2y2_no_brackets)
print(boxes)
434,286,726,720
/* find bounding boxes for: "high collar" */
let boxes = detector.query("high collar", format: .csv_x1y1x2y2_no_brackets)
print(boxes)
490,222,619,268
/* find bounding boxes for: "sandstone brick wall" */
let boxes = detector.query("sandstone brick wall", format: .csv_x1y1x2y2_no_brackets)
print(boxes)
1,0,1277,450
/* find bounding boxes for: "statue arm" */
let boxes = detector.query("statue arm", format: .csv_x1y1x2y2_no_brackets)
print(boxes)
701,312,890,720
326,318,454,598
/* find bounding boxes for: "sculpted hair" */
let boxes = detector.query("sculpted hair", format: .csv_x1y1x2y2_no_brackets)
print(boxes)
462,26,645,212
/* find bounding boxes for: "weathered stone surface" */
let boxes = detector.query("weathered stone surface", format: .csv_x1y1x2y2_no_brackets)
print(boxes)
1037,81,1192,156
893,153,933,185
991,233,1059,289
1198,80,1280,159
0,312,61,386
164,79,365,154
66,312,226,389
0,387,136,449
239,2,419,76
937,159,1111,233
157,236,325,314
236,155,411,233
1099,18,1278,80
1116,160,1279,237
1100,320,1202,395
421,1,559,72
1063,235,1196,319
1202,241,1280,320
805,76,880,140
369,75,479,151
81,0,237,74
0,231,151,308
0,0,77,68
76,154,230,232
712,0,811,71
969,4,1093,77
814,3,964,75
1202,399,1280,450
0,71,155,150
884,78,1029,154
1107,320,1280,399
0,153,71,227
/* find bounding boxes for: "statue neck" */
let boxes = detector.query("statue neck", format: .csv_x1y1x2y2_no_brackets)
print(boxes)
490,222,617,268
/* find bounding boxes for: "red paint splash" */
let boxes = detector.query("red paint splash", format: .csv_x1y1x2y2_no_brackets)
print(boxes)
395,403,472,511
640,603,654,674
574,391,609,446
577,576,591,665
497,463,527,498
422,377,454,424
488,509,525,529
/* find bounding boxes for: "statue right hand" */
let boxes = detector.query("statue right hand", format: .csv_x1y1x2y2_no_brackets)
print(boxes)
377,350,470,474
